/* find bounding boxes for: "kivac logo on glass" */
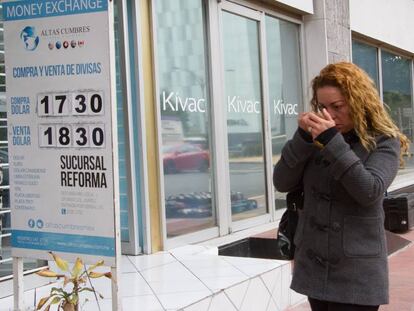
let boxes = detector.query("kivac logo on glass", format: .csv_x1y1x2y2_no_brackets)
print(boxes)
20,26,40,51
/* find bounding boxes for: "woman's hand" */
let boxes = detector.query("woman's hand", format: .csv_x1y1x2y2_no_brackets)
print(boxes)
305,109,336,139
298,112,311,132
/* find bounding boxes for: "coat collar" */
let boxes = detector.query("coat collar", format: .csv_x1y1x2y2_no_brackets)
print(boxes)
342,129,359,145
341,130,372,162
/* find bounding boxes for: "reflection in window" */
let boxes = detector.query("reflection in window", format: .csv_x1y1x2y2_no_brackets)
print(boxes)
113,3,131,243
0,3,12,279
352,40,414,171
265,15,302,210
381,51,414,168
222,11,267,221
352,41,379,87
155,0,215,237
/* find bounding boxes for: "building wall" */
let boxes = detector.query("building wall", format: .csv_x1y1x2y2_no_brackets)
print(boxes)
350,0,414,54
325,0,351,63
303,0,351,100
275,0,314,13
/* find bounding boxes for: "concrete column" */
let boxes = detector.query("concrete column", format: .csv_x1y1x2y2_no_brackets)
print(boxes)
325,0,351,63
303,0,351,101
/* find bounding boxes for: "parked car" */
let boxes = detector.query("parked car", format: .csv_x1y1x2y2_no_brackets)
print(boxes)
165,192,212,218
231,191,258,214
163,143,209,174
165,191,258,218
183,137,208,150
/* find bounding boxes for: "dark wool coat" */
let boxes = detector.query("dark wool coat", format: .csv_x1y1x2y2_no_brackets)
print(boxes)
273,129,400,306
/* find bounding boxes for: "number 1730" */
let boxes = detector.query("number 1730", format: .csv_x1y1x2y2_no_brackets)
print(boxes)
37,92,104,116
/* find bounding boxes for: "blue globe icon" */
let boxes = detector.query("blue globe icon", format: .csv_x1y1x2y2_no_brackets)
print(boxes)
20,26,40,51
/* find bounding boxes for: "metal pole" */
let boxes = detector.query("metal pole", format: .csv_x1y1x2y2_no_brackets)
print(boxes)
13,257,24,311
109,1,122,309
111,265,121,310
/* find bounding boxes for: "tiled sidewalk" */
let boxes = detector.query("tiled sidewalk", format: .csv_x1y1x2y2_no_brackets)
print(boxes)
0,242,302,310
288,230,414,311
0,226,411,310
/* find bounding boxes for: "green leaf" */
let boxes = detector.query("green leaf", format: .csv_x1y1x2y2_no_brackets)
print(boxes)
50,287,68,298
69,293,79,305
51,296,62,305
51,287,65,294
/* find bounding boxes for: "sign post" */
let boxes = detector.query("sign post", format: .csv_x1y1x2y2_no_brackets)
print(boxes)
12,257,23,310
3,0,121,309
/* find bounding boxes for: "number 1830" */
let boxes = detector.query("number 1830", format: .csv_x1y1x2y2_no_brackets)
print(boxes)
39,124,105,148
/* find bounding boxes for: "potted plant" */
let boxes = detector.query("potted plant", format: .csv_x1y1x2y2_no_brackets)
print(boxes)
36,252,112,311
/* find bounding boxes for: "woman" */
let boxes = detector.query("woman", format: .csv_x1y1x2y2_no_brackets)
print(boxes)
273,62,409,311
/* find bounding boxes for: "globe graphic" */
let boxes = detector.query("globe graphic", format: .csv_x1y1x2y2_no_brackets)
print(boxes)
20,26,40,51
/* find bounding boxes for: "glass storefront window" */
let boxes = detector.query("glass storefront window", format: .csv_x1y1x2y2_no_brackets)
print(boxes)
155,0,215,237
352,40,414,172
381,51,414,169
352,41,379,87
265,15,302,210
222,11,267,221
113,3,131,243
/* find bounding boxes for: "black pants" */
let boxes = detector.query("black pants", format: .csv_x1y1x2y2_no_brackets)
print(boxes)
308,297,380,311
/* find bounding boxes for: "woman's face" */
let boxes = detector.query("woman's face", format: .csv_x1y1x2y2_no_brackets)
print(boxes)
316,86,354,133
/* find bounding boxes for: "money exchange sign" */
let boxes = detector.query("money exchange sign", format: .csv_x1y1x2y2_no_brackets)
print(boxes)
4,0,118,265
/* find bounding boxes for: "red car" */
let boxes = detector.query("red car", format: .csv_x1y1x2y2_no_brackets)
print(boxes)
163,144,209,174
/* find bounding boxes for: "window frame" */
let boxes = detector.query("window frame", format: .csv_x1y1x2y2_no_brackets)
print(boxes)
152,0,305,249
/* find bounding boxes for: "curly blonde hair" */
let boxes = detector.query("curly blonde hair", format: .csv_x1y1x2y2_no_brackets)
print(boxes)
310,62,410,165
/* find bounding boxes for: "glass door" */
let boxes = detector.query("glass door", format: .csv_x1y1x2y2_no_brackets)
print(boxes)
154,0,216,239
220,4,268,224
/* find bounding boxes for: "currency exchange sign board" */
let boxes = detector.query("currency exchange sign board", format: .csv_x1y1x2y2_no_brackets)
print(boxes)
3,0,118,265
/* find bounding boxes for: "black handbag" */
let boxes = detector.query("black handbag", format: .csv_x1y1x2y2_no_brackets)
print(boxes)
274,187,304,260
